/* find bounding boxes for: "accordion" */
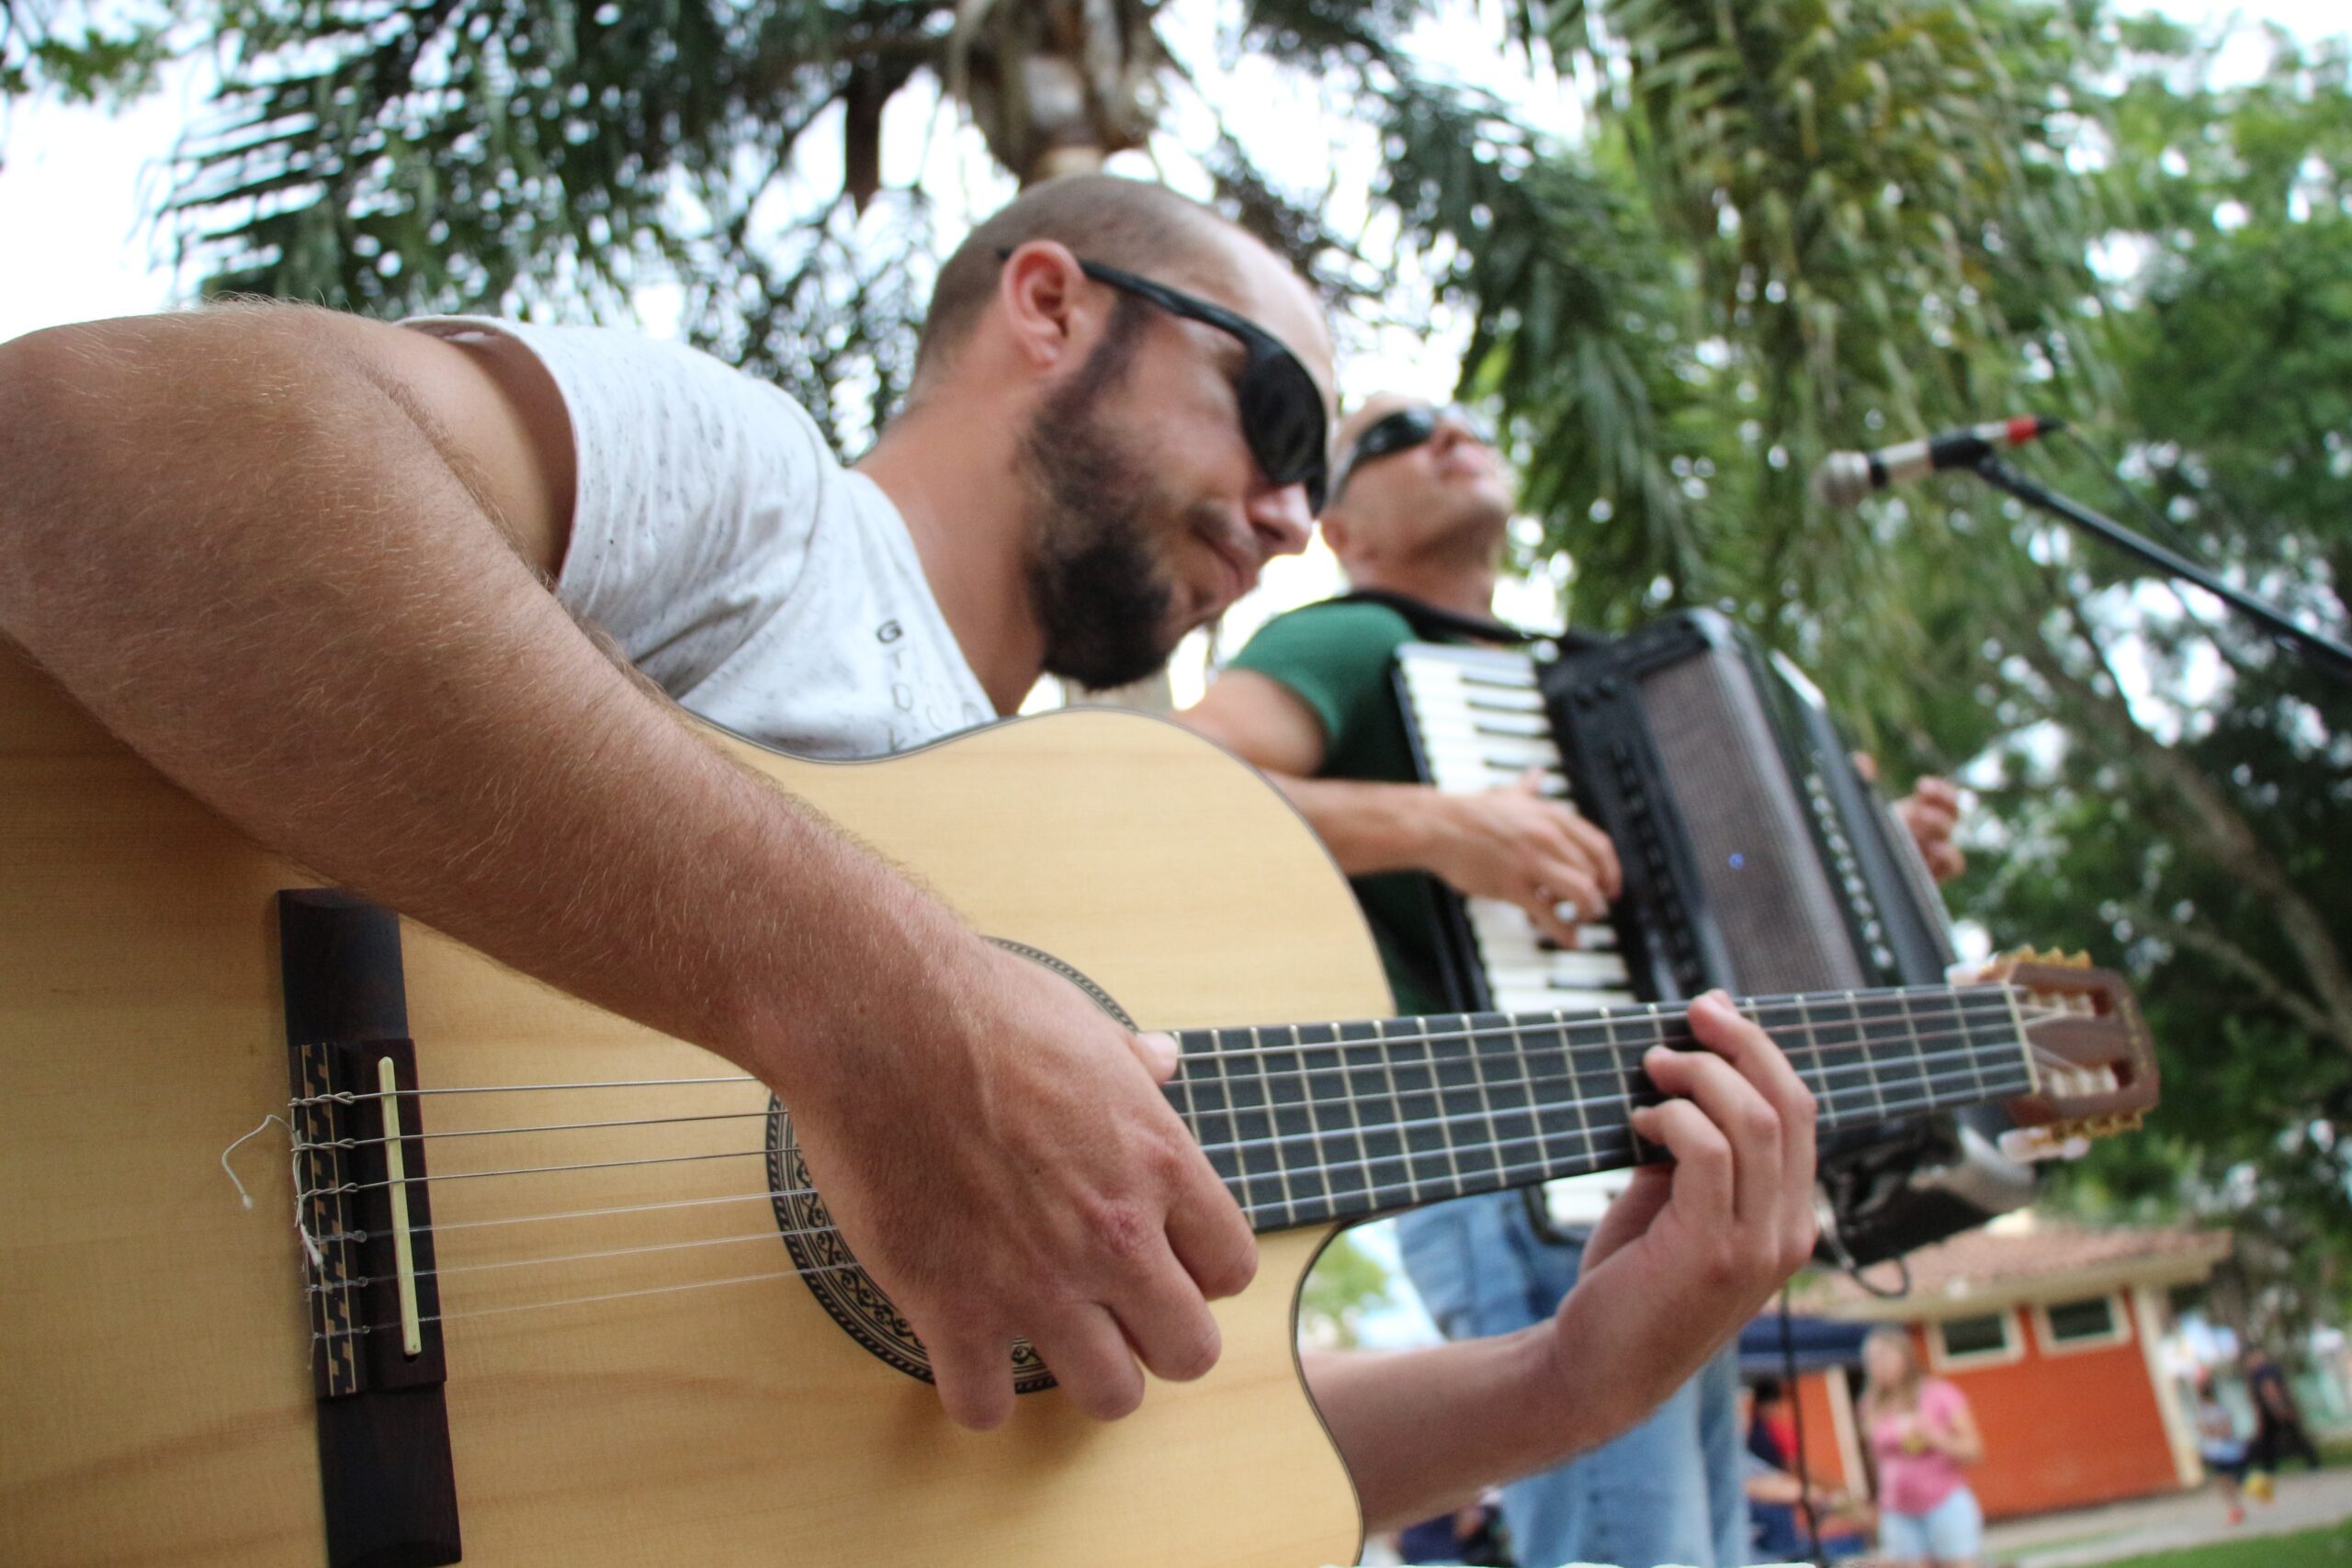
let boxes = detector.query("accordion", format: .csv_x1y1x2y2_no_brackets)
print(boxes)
1395,607,2033,1266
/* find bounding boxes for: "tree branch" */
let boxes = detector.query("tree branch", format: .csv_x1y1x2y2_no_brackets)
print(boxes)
2018,624,2352,1058
2132,906,2342,1044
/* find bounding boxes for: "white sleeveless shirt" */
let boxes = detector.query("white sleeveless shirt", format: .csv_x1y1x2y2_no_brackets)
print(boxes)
407,318,995,758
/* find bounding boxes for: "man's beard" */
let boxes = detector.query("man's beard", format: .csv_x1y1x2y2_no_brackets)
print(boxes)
1019,302,1180,692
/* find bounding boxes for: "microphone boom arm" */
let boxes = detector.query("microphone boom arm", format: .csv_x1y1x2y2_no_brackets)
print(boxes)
1969,457,2352,689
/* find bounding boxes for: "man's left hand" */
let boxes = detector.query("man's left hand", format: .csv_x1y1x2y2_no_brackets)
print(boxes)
1540,991,1818,1440
1894,776,1965,883
1855,752,1966,884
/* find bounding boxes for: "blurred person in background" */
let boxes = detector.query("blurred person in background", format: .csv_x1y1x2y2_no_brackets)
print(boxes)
1860,1326,1985,1568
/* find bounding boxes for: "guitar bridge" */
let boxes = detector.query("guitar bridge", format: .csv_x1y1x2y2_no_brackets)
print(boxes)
281,889,461,1568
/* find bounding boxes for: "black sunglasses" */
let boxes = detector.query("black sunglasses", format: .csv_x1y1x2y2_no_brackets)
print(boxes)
1000,249,1329,512
1326,403,1491,507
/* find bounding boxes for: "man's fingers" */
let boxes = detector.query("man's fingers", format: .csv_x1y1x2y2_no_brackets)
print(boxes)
1162,1149,1259,1302
1128,1030,1181,1082
927,1323,1018,1432
1685,990,1818,1242
1528,861,1603,926
1581,1163,1672,1270
1643,1033,1785,1226
1626,1099,1734,1221
1027,1304,1148,1421
1521,864,1602,947
1108,1246,1226,1384
1523,887,1583,948
1551,808,1623,900
1905,797,1960,839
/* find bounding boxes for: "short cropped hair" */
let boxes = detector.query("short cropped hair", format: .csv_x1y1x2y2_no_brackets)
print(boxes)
915,175,1235,384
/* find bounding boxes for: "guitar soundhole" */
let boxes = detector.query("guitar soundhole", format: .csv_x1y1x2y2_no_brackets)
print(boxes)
765,939,1137,1393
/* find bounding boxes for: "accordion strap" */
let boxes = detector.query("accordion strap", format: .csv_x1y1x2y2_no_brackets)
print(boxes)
1329,588,1605,655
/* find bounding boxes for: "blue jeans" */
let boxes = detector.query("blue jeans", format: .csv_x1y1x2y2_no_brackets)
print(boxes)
1397,1192,1749,1568
1877,1485,1982,1562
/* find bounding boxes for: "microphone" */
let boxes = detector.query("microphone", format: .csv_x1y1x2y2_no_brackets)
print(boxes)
1812,416,2065,509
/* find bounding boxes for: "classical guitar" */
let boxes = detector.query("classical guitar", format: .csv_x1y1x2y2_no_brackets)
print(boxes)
0,649,2155,1568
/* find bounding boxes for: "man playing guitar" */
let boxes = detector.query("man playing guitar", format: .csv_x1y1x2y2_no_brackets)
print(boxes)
0,177,1817,1537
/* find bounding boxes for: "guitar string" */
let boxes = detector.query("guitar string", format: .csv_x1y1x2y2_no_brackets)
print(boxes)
315,1059,2027,1298
283,994,2052,1172
288,1032,2070,1213
280,1000,2095,1338
291,1024,2039,1200
295,998,2045,1156
304,1069,2043,1346
286,984,2061,1105
302,1057,2020,1305
303,1045,2024,1258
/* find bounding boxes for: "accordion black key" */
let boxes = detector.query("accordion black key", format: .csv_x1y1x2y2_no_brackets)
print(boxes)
1395,608,2033,1266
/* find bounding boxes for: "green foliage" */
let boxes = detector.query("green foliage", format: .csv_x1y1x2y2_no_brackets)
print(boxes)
1297,1230,1396,1349
1510,0,2115,734
1,2,180,110
1948,30,2352,1341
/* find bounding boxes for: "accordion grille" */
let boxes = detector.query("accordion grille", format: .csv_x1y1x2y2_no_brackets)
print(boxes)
1640,650,1871,996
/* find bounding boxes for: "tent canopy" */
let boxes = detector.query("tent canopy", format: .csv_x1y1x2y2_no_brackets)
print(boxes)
1739,1314,1870,1378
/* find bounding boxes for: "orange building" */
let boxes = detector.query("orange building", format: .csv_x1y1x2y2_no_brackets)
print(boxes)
1784,1223,2233,1520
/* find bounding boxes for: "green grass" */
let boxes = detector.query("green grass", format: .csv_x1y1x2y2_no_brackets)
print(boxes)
2087,1518,2352,1568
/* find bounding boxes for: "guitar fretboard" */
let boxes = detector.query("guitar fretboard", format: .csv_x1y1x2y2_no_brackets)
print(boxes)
1163,984,2032,1233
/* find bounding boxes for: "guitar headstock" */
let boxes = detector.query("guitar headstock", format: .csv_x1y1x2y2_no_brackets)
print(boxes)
1978,948,2161,1161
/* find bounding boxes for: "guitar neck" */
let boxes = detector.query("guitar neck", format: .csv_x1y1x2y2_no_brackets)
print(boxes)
1165,983,2033,1234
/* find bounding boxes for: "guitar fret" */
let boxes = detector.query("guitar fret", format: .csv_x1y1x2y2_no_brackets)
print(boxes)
1792,992,1825,1108
1286,1023,1337,1224
1370,1017,1419,1210
1295,1021,1358,1223
1209,1024,1254,1218
1250,1026,1297,1229
1539,1011,1589,1179
1425,1012,1489,1195
1498,1010,1550,1192
1423,1014,1466,1200
1462,1012,1508,1194
1850,990,1887,1123
1170,1030,1203,1166
1902,987,1939,1111
1960,986,1993,1103
1598,1005,1632,1163
1340,1025,1383,1203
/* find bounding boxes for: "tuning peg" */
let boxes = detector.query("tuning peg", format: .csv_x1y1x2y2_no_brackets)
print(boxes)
2000,1124,2093,1163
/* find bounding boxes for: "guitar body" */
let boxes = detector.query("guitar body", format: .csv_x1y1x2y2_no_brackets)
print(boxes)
0,651,1388,1567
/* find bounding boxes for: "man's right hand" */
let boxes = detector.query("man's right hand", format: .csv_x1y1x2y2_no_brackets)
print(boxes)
1423,770,1623,946
777,928,1258,1431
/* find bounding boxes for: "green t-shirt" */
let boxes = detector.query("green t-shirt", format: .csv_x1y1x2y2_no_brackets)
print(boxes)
1225,600,1464,1017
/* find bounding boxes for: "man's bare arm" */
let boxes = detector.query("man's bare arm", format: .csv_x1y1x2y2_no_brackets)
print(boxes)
1181,669,1620,942
0,306,1254,1429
